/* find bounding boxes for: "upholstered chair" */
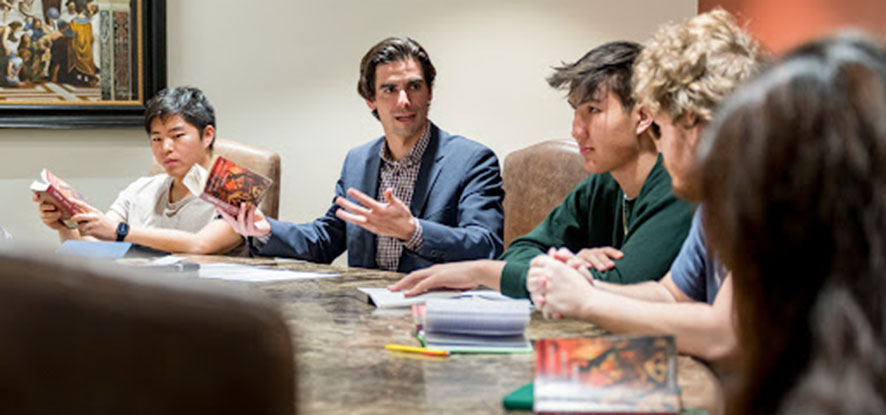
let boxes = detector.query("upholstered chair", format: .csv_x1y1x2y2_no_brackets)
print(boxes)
149,138,282,219
0,252,295,414
501,139,588,248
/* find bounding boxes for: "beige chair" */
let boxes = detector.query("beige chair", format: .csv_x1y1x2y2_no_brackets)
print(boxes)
149,138,282,219
0,252,295,414
501,139,588,248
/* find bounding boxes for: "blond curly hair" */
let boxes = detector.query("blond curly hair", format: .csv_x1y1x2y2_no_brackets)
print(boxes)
633,8,763,125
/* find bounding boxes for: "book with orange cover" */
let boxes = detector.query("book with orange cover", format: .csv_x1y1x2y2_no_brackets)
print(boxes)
534,335,681,414
199,156,273,217
30,169,88,228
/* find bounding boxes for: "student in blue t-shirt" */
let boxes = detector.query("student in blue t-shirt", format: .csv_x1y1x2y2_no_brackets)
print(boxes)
668,208,726,305
526,10,762,366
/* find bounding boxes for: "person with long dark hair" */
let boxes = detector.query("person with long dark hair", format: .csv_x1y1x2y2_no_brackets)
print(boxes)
699,33,886,415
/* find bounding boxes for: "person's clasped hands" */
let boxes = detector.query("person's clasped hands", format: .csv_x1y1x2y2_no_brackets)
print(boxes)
526,246,622,320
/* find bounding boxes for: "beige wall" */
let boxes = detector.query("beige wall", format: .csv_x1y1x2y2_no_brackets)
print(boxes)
0,0,695,253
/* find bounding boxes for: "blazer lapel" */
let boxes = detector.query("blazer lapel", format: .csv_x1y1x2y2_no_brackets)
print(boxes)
357,138,383,268
410,124,445,217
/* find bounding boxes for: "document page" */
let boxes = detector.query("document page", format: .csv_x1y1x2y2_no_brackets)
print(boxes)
198,263,341,282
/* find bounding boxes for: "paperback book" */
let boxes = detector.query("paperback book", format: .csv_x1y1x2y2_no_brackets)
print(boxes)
357,287,505,308
412,297,533,353
197,156,273,217
534,335,681,414
30,169,88,228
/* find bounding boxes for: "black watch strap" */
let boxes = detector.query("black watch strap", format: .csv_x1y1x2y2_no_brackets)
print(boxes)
116,222,129,242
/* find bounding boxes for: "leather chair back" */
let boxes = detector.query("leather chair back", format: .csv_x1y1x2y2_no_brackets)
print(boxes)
0,252,295,414
150,138,282,219
502,139,588,248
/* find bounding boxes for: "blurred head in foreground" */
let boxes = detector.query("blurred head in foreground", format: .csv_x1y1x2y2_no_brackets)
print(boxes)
699,33,886,415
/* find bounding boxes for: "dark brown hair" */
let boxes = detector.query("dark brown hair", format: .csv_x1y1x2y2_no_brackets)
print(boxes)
547,41,641,110
357,36,436,103
700,33,886,415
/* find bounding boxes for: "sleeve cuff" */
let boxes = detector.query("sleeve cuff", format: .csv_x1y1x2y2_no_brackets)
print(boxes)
500,261,531,299
403,219,423,252
256,233,271,245
247,233,271,254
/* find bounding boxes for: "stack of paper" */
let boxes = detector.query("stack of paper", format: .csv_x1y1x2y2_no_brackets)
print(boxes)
416,297,533,353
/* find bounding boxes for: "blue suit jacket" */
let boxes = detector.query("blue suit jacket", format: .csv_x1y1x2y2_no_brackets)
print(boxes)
256,123,504,272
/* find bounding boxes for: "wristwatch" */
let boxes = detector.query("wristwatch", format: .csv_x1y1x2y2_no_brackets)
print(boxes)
115,221,130,242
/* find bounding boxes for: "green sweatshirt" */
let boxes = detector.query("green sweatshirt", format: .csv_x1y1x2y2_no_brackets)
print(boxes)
499,155,692,298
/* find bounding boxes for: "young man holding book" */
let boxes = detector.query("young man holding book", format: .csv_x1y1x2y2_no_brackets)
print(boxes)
34,86,245,255
390,41,693,298
526,10,762,365
220,37,505,273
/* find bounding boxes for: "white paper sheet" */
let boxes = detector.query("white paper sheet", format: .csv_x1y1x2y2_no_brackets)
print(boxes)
198,263,340,282
182,163,209,197
148,255,188,266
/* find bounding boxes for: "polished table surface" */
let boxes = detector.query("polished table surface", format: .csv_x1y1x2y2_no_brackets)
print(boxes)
186,255,723,415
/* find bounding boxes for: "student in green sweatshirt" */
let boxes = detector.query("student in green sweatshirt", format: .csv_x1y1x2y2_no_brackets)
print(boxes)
527,10,762,366
389,41,692,298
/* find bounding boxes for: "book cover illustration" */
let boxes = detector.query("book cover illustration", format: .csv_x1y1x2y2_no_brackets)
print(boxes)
30,169,88,228
200,156,273,217
534,335,681,414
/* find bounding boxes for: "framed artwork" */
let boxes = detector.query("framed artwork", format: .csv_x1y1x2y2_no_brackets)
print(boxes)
0,0,165,128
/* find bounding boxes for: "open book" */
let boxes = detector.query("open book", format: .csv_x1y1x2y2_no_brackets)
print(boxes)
30,169,87,228
357,287,505,308
413,297,532,353
534,335,681,414
183,156,273,217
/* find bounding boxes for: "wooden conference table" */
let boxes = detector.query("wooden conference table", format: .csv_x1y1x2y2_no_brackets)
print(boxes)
186,255,723,415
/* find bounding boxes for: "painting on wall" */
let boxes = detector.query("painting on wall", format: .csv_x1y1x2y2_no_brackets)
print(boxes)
0,0,165,128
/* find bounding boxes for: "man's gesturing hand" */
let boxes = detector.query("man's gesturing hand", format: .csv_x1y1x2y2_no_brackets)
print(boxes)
335,188,416,240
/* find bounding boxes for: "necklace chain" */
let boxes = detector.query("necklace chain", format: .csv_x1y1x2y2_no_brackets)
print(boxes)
622,195,629,237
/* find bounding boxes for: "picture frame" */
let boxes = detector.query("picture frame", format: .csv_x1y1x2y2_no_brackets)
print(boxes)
0,0,165,128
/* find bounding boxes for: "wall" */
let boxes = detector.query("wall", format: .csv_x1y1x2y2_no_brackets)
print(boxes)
0,0,696,257
700,0,886,54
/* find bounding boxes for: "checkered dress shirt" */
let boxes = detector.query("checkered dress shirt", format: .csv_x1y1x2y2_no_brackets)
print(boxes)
375,124,430,271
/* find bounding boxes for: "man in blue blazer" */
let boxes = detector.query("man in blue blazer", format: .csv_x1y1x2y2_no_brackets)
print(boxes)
219,37,504,272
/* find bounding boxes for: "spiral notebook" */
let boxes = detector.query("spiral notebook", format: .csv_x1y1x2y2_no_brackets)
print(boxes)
413,297,533,353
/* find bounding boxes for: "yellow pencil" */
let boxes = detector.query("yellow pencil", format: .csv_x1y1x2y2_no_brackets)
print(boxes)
385,343,450,356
